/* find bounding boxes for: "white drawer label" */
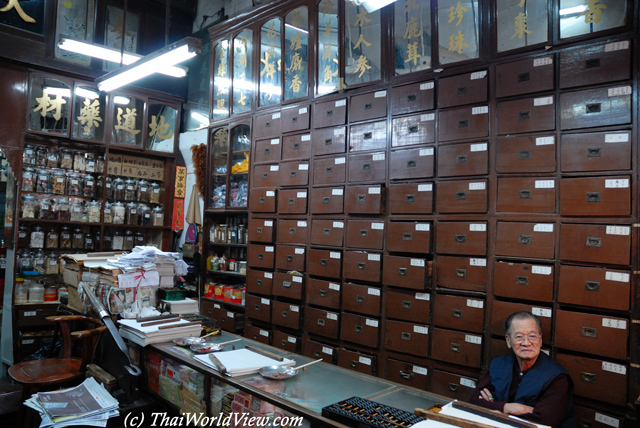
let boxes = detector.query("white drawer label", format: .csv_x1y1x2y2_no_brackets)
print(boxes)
368,288,380,296
24,311,37,317
272,112,281,119
329,283,340,291
415,293,430,301
335,99,347,107
606,226,630,236
322,346,333,354
327,313,338,321
290,305,299,312
534,224,554,232
266,191,275,196
469,182,485,190
534,96,553,106
415,223,430,231
366,319,379,327
301,134,311,141
472,106,488,115
419,148,434,156
295,248,305,254
374,90,387,98
260,330,269,337
288,336,297,343
264,220,273,227
465,334,482,344
533,56,553,66
605,133,629,143
22,339,35,344
261,298,270,305
330,252,341,259
470,70,487,80
460,378,477,388
335,128,345,135
359,356,372,365
214,304,221,309
372,153,385,161
270,165,279,171
299,164,309,170
605,40,629,52
297,191,307,198
535,180,554,188
227,311,234,318
371,222,384,230
469,223,486,231
536,136,555,146
470,258,486,266
532,265,552,275
368,187,381,194
368,254,381,261
413,366,428,375
332,188,344,196
420,81,434,90
374,121,386,129
265,246,274,252
293,276,303,283
470,143,487,152
335,157,345,164
297,221,307,227
605,271,629,283
595,413,620,428
270,138,279,145
605,178,629,188
467,299,484,308
333,221,344,228
264,272,273,279
608,86,632,97
413,326,429,334
602,318,627,330
601,361,626,375
420,113,435,121
411,259,425,267
298,107,308,114
418,184,432,191
532,307,552,318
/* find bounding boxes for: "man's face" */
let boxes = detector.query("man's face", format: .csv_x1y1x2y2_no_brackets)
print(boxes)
505,318,542,363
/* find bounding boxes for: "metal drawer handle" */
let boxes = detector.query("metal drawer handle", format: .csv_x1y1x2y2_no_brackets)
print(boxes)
517,72,530,82
581,327,597,338
254,304,261,311
456,155,467,164
323,197,331,204
586,103,601,113
364,132,372,139
355,325,363,333
518,150,531,159
455,234,466,243
586,237,601,247
263,173,269,179
409,126,418,133
457,86,467,95
292,117,298,123
407,160,416,168
319,290,328,297
264,147,271,154
357,262,366,270
405,194,415,202
320,259,328,266
585,58,600,68
518,234,531,245
362,163,371,170
283,281,291,288
257,227,263,234
516,276,529,285
399,370,414,380
256,279,263,286
282,311,289,318
325,166,333,173
360,229,368,237
407,94,416,102
350,360,357,368
455,268,467,277
398,267,408,276
519,190,531,199
313,351,321,357
265,121,271,127
289,228,296,234
259,197,266,204
286,255,293,262
584,281,600,292
293,143,300,149
207,308,213,314
579,421,593,428
403,233,413,241
253,334,260,340
452,309,463,319
586,147,601,157
364,103,372,110
580,371,597,383
456,191,466,200
402,300,412,309
356,295,365,303
323,228,331,235
586,192,601,202
281,340,287,346
290,171,297,177
317,319,325,326
357,194,366,202
325,138,332,145
401,332,411,340
288,198,295,205
326,109,333,116
450,343,461,352
258,253,264,260
457,119,468,128
518,111,530,120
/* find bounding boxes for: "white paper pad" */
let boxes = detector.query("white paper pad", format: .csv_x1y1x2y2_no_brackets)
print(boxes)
194,348,295,376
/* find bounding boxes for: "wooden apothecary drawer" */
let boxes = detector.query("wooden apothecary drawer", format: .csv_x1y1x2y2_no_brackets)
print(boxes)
271,300,302,330
493,261,554,302
254,111,281,137
436,222,487,256
302,338,336,363
388,183,433,215
431,370,478,402
276,188,307,214
344,185,384,214
386,359,429,389
391,81,435,115
309,187,344,214
555,310,627,360
431,328,482,368
272,330,300,354
382,255,430,290
276,219,308,245
559,223,630,266
305,278,340,310
438,70,488,108
248,218,275,243
272,271,304,300
246,269,273,295
385,289,431,324
245,294,272,323
343,251,382,283
350,121,387,152
392,113,436,147
304,307,340,340
345,219,384,250
496,134,556,174
281,105,310,133
278,161,309,187
438,106,489,143
244,324,271,345
560,131,631,173
496,56,554,98
313,126,347,156
389,147,435,180
560,176,630,217
558,265,630,311
432,294,484,334
387,221,431,254
350,91,387,123
437,180,487,214
495,222,556,259
337,348,376,376
313,155,346,185
348,152,386,183
560,85,631,130
559,40,631,89
282,133,311,160
342,282,381,317
252,164,279,188
496,95,556,135
275,245,305,272
310,219,344,247
314,98,347,128
307,248,342,279
496,177,556,213
254,138,280,164
249,188,276,212
385,319,429,357
247,244,275,269
340,312,379,348
437,142,488,177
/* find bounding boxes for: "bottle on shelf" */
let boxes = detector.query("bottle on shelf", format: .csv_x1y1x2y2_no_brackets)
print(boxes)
28,280,44,303
14,277,28,304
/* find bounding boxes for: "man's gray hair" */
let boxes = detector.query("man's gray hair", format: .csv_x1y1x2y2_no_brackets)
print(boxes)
505,311,542,336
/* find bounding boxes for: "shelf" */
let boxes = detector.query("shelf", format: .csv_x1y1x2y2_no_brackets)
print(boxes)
206,270,246,278
19,218,101,226
209,242,246,248
204,208,248,214
20,191,98,200
202,297,244,309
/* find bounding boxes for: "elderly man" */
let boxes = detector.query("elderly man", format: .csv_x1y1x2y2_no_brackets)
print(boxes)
468,311,575,428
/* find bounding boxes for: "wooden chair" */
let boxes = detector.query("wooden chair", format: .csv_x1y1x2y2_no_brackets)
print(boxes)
8,315,107,426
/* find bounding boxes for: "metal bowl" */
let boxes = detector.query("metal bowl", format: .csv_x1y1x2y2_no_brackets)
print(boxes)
189,342,236,354
258,365,299,380
173,336,204,347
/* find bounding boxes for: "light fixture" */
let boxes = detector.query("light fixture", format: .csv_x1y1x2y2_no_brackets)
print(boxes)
58,36,188,78
95,37,202,92
559,5,587,16
353,0,398,13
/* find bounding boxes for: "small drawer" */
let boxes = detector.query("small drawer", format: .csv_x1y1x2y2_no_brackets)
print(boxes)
389,147,435,180
496,134,556,174
558,265,630,311
436,180,488,214
349,121,387,152
496,177,556,214
254,111,281,137
438,70,488,108
388,183,433,215
304,307,340,340
382,255,430,290
276,219,308,245
271,301,303,330
385,289,431,324
302,338,336,363
245,269,273,296
573,404,625,428
438,105,489,143
342,282,381,317
436,255,487,292
496,56,554,98
493,261,554,302
386,221,431,254
495,221,556,260
310,219,345,247
281,104,310,132
437,142,488,177
313,126,347,156
282,133,311,160
385,319,429,357
272,271,304,300
431,369,479,402
556,354,627,407
431,328,482,368
245,294,272,323
278,161,309,187
252,164,280,188
345,219,385,250
243,324,271,345
216,308,244,332
432,294,484,334
559,223,630,266
436,222,487,256
276,188,307,214
490,300,552,345
314,98,347,128
249,188,277,213
337,348,376,376
305,278,341,310
560,131,632,173
343,251,382,283
496,95,556,135
313,155,346,185
248,218,275,243
247,243,275,269
254,138,281,164
340,312,379,348
392,113,436,147
275,245,306,272
348,152,386,183
272,330,300,354
560,176,631,217
344,184,384,214
309,187,344,214
391,81,435,115
560,85,631,130
386,359,429,389
559,41,631,89
350,91,387,122
555,310,627,360
307,248,342,279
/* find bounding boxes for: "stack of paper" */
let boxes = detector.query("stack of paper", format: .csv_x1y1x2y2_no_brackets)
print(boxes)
194,348,296,377
24,377,119,427
162,298,199,314
118,318,201,346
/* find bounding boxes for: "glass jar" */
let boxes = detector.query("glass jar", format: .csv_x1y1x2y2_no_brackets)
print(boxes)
22,167,35,192
139,204,151,226
46,253,59,275
70,200,84,222
14,278,28,304
85,152,96,173
112,231,124,251
237,224,246,244
104,176,113,200
17,224,30,247
28,281,45,303
113,201,125,224
60,148,73,169
23,144,35,166
56,197,70,222
84,233,94,250
137,180,150,202
66,172,82,197
83,174,96,198
151,206,164,226
51,170,66,195
123,230,134,251
35,146,47,167
103,202,113,224
93,231,100,249
36,169,50,193
73,151,86,171
46,228,59,249
95,155,105,173
96,175,103,199
22,194,37,219
113,177,125,200
46,147,59,168
72,227,84,248
149,182,161,203
19,251,34,274
34,249,46,274
88,200,101,223
126,202,139,225
124,178,136,201
103,230,113,251
60,226,72,249
38,198,55,220
134,231,145,247
30,225,44,248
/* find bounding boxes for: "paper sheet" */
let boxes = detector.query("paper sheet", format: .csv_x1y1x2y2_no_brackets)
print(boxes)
194,348,295,376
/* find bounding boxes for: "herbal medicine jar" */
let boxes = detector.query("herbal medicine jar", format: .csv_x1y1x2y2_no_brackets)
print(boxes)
14,278,28,304
23,144,35,166
103,202,113,224
34,250,46,274
112,231,124,251
124,178,136,201
38,198,55,220
151,206,164,226
113,177,125,200
103,231,113,251
88,200,101,223
36,169,50,193
123,230,134,251
17,224,30,247
73,151,86,171
84,233,94,251
104,177,113,200
95,155,105,173
35,146,47,167
113,202,125,224
46,228,59,249
72,228,84,249
56,197,70,222
46,253,59,274
149,182,161,203
60,148,73,169
137,180,150,202
139,204,151,226
70,200,84,222
83,174,96,198
66,172,82,197
28,281,45,303
30,225,44,249
46,147,59,168
134,231,145,247
21,194,37,219
22,167,35,192
85,152,96,173
125,202,139,225
60,226,72,249
51,170,66,195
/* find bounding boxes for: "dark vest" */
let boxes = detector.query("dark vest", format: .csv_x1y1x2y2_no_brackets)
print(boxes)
489,352,575,428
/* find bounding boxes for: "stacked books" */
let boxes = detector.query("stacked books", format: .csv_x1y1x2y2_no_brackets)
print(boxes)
24,377,119,427
118,317,202,346
162,298,199,314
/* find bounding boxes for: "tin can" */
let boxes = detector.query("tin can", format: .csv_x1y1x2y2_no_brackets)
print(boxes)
44,286,57,302
213,284,224,300
223,285,233,302
232,287,243,304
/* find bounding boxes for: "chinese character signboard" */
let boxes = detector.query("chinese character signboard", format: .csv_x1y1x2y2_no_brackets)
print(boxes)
73,86,105,141
345,1,381,85
233,30,253,115
111,95,144,147
394,0,432,75
259,18,282,106
174,166,187,198
497,0,547,52
437,0,480,64
29,77,71,135
147,104,177,152
0,0,44,34
284,7,308,101
213,40,230,120
560,0,626,39
317,0,339,95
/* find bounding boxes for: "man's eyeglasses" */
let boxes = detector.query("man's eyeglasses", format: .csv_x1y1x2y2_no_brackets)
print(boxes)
511,334,541,344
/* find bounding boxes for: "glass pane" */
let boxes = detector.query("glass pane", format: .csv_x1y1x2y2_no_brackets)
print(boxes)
55,0,96,66
560,0,626,39
73,86,105,141
104,5,139,72
111,95,144,147
259,18,282,106
437,0,480,64
345,1,381,85
284,7,309,101
497,0,547,52
213,40,230,120
210,128,228,209
28,78,71,135
394,0,432,75
229,125,250,208
147,104,177,153
233,30,253,115
184,35,210,131
317,0,339,95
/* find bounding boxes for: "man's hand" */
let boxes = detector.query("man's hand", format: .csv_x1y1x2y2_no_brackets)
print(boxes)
503,403,534,415
478,388,494,402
